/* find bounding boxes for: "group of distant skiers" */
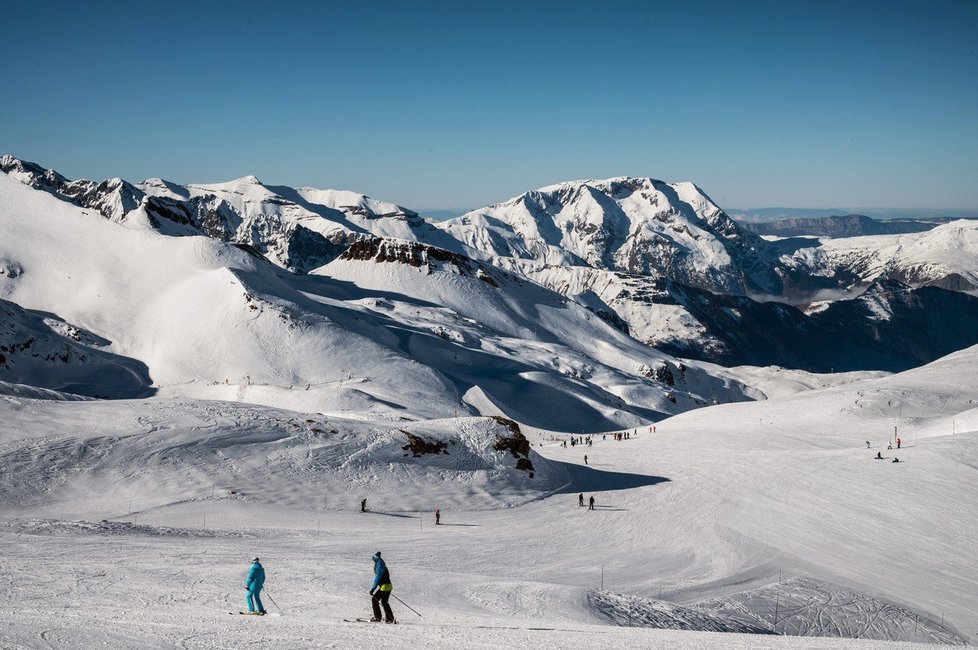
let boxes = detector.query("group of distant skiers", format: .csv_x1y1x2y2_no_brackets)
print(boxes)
241,551,398,623
561,429,637,448
565,435,592,447
867,438,903,463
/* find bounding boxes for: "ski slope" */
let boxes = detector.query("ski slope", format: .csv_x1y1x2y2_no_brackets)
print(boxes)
0,347,975,647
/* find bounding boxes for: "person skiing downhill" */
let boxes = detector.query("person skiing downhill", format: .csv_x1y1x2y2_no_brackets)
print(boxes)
435,509,441,525
578,493,584,507
369,551,395,623
588,495,595,510
245,558,266,615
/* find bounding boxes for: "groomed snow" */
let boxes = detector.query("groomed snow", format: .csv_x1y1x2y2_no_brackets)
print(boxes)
0,346,975,647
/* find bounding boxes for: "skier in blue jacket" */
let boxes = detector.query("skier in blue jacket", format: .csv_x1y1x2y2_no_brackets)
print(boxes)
369,551,395,623
245,557,266,615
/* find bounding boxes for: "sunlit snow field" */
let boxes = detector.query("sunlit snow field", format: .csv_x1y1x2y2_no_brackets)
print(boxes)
2,347,976,648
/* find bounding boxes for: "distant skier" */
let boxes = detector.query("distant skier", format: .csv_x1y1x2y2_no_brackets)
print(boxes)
435,509,441,525
892,457,900,463
588,495,595,510
369,551,395,623
866,441,871,448
245,557,266,615
579,493,584,507
887,442,893,450
584,454,588,465
361,498,367,513
896,437,901,449
876,451,883,459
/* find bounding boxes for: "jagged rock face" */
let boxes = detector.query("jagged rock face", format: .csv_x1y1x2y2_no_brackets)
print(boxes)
340,237,509,288
1,155,144,222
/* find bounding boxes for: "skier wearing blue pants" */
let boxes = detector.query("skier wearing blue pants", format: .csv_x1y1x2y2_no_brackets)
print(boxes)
245,557,266,615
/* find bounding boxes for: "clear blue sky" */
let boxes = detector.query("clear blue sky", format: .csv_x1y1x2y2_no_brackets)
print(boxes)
2,0,976,211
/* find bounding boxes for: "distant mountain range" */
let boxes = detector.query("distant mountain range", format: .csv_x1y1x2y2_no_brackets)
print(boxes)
740,214,944,238
3,155,978,383
731,207,977,222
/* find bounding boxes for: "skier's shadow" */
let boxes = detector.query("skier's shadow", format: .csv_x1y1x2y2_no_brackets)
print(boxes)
551,461,669,493
437,523,481,527
364,511,419,519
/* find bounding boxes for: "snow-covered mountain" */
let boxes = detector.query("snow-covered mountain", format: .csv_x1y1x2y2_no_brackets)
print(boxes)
0,154,438,273
782,220,978,292
431,177,785,295
418,177,978,370
5,155,978,375
0,168,758,428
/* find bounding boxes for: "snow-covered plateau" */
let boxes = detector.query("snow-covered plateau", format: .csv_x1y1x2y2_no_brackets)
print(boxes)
1,159,976,648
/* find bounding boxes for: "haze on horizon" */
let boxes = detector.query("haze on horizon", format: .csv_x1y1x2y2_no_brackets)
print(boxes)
2,0,976,212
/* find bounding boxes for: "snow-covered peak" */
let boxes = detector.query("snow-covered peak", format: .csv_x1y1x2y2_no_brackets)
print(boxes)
434,175,778,295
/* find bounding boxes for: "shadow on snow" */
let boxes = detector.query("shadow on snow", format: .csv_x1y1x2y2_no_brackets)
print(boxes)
548,460,670,494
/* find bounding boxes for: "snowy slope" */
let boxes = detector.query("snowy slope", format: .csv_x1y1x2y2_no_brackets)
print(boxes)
0,172,460,418
0,347,974,646
0,298,151,397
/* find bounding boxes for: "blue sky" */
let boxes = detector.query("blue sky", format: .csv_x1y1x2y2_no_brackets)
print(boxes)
2,0,976,211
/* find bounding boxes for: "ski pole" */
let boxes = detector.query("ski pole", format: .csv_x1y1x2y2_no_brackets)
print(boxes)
264,588,284,614
391,594,421,617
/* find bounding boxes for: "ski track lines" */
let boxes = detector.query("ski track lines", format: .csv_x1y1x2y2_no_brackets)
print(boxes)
0,385,976,647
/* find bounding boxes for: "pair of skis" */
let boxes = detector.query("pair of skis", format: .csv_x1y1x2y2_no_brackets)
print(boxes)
344,618,398,624
230,613,395,623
